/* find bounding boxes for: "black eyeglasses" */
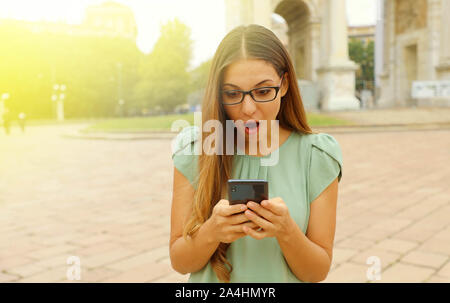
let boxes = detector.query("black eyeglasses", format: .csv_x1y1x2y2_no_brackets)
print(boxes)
220,74,285,105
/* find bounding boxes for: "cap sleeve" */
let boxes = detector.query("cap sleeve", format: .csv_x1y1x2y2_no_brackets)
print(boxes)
171,125,200,188
308,133,343,204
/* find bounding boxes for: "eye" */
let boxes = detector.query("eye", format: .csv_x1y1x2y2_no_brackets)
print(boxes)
254,88,270,95
224,91,240,98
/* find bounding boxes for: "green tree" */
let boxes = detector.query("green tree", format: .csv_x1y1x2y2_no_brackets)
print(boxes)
349,38,374,92
134,18,193,113
0,20,143,119
189,58,212,92
185,58,212,107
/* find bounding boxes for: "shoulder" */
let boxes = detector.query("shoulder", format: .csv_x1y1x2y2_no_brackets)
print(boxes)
171,125,200,188
306,132,343,165
306,132,343,183
306,133,343,202
171,125,200,158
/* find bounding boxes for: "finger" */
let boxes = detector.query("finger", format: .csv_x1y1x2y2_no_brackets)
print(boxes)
244,209,272,231
247,201,276,222
244,221,260,230
225,232,247,243
221,203,248,216
243,225,266,240
242,221,260,230
229,222,258,233
261,198,285,216
228,213,251,225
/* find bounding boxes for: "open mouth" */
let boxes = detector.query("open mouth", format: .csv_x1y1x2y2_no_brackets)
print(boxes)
244,120,260,134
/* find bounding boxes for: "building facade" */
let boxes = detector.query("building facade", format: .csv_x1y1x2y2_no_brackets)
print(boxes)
377,0,450,107
0,1,137,41
84,1,137,40
225,0,360,111
348,25,375,45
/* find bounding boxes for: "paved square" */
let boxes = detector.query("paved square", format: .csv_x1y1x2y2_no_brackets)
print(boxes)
0,124,449,282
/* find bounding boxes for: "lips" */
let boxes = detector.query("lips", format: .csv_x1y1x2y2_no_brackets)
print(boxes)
244,120,259,129
244,120,260,134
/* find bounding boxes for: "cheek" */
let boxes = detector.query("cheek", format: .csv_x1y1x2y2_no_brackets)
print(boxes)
261,102,281,120
223,101,280,121
224,107,239,121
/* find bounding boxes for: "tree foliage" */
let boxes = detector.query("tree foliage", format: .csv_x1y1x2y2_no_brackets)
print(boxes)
0,20,143,119
189,58,212,92
134,18,193,112
0,17,194,119
348,38,374,91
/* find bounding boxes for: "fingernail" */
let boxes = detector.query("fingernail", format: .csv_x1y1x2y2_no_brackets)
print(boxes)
241,205,247,211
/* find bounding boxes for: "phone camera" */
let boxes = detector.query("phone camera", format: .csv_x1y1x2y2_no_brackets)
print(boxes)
231,186,236,192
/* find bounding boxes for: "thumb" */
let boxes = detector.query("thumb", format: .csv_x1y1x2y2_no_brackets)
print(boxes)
217,199,230,206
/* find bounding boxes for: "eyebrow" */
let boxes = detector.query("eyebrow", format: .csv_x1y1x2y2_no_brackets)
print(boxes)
222,79,273,89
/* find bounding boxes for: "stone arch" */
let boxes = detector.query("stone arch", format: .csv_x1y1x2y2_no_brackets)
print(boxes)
271,0,318,20
271,0,321,81
224,0,359,110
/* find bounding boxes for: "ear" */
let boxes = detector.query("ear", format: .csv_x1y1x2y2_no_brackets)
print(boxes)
281,72,289,98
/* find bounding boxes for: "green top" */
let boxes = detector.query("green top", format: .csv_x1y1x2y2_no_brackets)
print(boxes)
171,125,343,283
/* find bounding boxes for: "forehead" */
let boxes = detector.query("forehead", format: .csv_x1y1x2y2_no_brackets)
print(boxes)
222,59,278,85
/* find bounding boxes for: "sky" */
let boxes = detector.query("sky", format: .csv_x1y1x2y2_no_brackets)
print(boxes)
0,0,378,69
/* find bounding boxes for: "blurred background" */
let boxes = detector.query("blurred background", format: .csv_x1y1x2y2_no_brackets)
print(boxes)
0,0,449,283
0,0,381,123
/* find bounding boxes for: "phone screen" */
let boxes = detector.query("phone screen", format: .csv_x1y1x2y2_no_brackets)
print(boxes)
228,179,268,205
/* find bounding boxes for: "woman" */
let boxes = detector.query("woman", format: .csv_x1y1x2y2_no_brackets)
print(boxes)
170,24,343,283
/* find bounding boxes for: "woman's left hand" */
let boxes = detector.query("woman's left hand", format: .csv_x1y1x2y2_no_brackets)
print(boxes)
243,197,295,240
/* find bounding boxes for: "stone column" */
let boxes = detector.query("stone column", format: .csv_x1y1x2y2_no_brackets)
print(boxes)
437,0,450,78
377,0,395,108
310,20,321,82
225,0,254,32
252,0,272,30
317,0,359,111
427,0,442,80
375,0,384,88
440,0,450,62
225,0,242,32
328,0,351,65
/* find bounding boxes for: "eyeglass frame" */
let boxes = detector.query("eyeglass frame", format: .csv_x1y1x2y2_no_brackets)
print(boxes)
220,74,285,105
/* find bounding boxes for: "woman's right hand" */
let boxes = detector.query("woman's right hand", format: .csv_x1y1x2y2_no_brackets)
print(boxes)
208,199,260,243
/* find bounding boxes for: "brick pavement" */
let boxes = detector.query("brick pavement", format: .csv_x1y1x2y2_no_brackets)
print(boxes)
0,123,449,283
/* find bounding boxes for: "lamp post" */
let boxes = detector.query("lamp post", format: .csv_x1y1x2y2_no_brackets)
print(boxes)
0,93,10,125
117,62,125,117
52,84,65,121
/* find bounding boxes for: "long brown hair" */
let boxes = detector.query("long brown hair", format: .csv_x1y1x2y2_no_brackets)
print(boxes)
182,24,316,282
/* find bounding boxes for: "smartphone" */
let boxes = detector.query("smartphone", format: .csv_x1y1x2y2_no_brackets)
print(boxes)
228,179,269,205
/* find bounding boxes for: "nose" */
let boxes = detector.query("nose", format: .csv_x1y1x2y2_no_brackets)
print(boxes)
241,93,256,116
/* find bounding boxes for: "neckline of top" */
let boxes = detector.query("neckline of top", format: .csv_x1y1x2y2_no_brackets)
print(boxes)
236,130,295,159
